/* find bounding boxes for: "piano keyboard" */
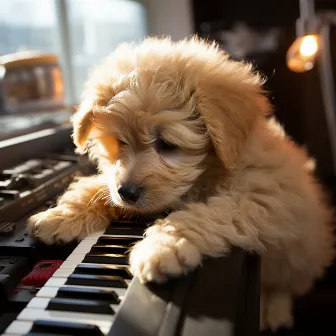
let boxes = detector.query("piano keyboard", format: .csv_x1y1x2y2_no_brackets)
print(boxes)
4,220,145,336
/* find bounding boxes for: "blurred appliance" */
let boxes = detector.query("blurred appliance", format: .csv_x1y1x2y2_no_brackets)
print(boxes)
0,52,65,114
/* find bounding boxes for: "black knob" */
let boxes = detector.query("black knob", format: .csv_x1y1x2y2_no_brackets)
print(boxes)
118,183,141,204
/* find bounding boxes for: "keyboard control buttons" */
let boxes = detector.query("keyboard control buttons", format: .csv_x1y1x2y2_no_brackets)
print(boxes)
0,190,20,200
0,256,19,264
0,221,16,235
15,236,25,242
22,260,63,287
4,174,30,190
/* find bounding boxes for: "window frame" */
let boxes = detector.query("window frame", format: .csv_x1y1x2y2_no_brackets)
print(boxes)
54,0,76,105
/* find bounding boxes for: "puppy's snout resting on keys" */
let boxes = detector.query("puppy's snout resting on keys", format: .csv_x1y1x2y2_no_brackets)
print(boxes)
117,183,142,204
25,37,334,332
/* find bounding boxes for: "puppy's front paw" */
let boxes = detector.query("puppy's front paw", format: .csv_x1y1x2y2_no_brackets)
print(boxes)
129,233,201,283
28,205,107,244
28,207,79,244
260,291,293,331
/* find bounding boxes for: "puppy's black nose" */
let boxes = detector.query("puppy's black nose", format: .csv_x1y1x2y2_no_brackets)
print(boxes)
118,183,141,203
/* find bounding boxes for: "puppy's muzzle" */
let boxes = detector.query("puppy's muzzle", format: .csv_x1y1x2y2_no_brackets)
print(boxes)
118,183,142,204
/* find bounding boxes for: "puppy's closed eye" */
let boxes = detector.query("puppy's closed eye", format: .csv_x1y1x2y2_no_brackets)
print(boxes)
155,138,178,153
118,138,128,146
154,137,183,167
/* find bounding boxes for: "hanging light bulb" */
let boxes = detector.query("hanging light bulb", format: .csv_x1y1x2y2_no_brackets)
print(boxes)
287,34,319,72
287,0,320,72
300,35,318,56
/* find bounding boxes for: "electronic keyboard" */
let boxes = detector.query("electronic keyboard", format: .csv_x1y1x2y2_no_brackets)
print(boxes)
3,219,260,336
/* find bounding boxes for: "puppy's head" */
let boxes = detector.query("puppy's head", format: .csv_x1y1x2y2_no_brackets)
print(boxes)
72,37,270,213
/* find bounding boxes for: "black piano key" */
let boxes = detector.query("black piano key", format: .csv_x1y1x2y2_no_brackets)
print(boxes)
57,286,120,304
47,297,114,315
90,244,129,254
65,274,128,288
110,220,138,225
104,226,144,236
83,253,128,265
74,264,132,279
24,333,70,336
30,319,104,336
97,235,140,246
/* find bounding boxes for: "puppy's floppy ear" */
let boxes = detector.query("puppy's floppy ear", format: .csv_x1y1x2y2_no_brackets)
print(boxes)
71,99,94,154
197,61,271,169
71,55,117,154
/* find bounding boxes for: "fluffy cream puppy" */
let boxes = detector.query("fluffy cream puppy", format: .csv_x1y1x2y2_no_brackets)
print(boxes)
28,37,334,331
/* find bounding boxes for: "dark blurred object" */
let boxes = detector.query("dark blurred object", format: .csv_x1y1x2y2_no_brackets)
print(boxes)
191,0,336,198
0,51,65,115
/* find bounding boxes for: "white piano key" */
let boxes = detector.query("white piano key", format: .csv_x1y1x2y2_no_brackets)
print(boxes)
36,286,59,298
84,230,106,239
66,252,85,263
18,308,113,334
27,297,49,309
77,238,99,246
52,268,73,278
44,277,66,287
68,244,92,254
58,260,82,269
5,320,32,335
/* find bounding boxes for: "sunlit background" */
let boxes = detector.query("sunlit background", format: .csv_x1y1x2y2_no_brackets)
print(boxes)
0,0,147,102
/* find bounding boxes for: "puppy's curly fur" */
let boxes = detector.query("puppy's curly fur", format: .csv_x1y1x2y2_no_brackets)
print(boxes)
28,37,335,331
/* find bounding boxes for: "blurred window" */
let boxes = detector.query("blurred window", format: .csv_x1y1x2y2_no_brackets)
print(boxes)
0,0,147,103
0,0,57,54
